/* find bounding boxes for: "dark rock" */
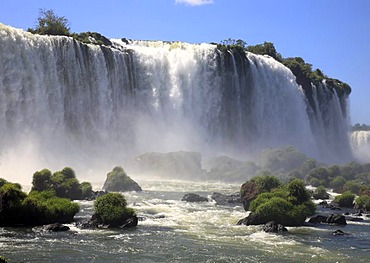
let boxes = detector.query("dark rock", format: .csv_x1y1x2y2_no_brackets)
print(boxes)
326,214,347,225
319,200,328,206
120,215,138,228
332,229,348,236
327,200,342,210
211,192,241,206
262,221,288,233
237,213,266,226
344,212,350,215
75,214,138,229
240,180,260,211
85,190,107,201
308,215,327,224
181,193,208,202
308,214,347,225
44,223,70,232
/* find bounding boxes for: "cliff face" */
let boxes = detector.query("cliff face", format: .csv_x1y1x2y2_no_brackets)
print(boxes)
0,24,352,178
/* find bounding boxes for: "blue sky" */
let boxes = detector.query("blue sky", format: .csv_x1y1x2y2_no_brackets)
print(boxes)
1,0,369,124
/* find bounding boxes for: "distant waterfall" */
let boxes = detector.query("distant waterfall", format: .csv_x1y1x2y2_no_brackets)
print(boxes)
351,131,370,163
0,24,352,181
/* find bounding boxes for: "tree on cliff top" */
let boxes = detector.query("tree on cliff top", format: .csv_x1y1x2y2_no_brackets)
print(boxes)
28,9,70,36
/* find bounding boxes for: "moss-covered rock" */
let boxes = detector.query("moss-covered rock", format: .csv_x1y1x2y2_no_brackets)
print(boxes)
0,178,79,226
31,167,93,200
103,166,142,192
239,178,315,226
91,192,137,228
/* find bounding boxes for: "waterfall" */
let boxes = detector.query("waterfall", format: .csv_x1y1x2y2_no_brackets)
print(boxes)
0,24,352,182
351,131,370,163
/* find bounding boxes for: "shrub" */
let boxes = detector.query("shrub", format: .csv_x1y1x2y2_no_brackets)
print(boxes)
313,186,330,200
343,180,362,195
0,183,27,224
299,158,317,176
28,9,70,36
335,192,355,208
306,167,330,187
287,179,311,205
22,190,79,225
253,174,282,192
355,195,370,211
80,182,93,199
255,197,293,223
0,179,79,226
94,192,135,227
258,146,308,172
329,176,346,189
245,177,315,226
31,167,88,200
288,201,316,226
32,169,52,191
249,190,286,212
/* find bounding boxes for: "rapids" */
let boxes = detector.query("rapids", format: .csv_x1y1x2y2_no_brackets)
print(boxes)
1,180,370,262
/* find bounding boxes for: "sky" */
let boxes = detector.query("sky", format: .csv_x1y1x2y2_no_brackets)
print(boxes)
0,0,369,124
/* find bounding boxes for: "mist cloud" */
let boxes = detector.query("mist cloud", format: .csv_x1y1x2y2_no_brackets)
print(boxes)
175,0,214,6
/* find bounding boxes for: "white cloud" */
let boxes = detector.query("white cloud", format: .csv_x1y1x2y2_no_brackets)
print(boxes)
175,0,214,6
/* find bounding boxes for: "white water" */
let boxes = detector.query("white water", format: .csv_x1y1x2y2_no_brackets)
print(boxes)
2,180,370,262
0,24,352,183
351,131,370,162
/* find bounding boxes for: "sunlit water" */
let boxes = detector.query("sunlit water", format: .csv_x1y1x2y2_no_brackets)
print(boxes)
1,180,370,262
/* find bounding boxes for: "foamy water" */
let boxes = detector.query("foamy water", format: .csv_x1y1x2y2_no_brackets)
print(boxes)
1,180,369,262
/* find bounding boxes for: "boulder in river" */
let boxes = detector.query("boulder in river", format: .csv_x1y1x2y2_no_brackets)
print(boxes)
262,221,288,233
308,214,347,225
181,193,208,202
211,192,241,206
43,223,70,232
103,166,142,192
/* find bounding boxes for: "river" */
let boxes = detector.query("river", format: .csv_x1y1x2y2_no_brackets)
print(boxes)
1,180,369,262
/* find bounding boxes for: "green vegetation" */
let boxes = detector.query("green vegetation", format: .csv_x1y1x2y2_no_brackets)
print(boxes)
103,166,142,192
312,186,329,200
240,173,282,210
334,192,356,208
206,156,259,182
305,162,370,194
93,192,135,227
27,9,112,47
355,195,370,211
215,39,351,97
258,146,309,173
22,191,79,225
0,178,79,226
0,256,8,263
70,32,112,46
352,123,370,131
27,9,70,36
246,41,283,62
213,38,247,54
31,167,93,200
246,178,315,226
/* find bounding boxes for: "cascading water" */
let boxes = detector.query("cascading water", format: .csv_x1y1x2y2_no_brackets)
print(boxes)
0,24,352,183
351,131,370,162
